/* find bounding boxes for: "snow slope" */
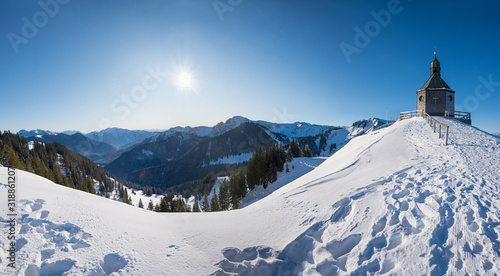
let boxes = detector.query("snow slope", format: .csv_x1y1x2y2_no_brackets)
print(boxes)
1,117,500,275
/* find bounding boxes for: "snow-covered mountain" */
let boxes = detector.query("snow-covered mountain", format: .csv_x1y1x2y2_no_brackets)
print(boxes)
17,131,118,165
85,127,161,150
148,115,341,142
17,129,57,137
256,119,341,139
3,117,498,275
209,116,251,137
106,118,380,190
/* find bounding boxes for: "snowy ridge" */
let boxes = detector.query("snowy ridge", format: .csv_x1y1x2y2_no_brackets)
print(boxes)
149,116,341,143
1,117,499,275
211,117,500,275
148,126,212,142
256,120,340,139
17,129,57,137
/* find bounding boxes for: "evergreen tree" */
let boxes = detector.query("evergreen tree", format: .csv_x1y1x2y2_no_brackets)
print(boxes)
219,180,231,211
202,194,210,212
138,198,144,208
123,188,129,204
175,197,188,212
288,139,301,158
154,203,160,212
192,197,201,212
231,196,239,210
148,199,154,210
2,145,26,170
301,145,312,157
160,196,169,212
230,167,247,203
211,193,220,212
84,179,96,194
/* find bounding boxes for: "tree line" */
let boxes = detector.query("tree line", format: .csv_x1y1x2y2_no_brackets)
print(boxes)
0,131,131,197
196,140,313,212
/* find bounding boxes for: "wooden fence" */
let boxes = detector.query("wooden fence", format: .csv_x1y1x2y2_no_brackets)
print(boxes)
423,112,449,146
444,110,472,125
400,110,422,119
399,110,449,146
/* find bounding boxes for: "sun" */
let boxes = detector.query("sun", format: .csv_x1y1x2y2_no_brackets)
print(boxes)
175,69,195,90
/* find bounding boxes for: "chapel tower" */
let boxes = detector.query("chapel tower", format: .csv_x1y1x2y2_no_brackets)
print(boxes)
416,52,455,116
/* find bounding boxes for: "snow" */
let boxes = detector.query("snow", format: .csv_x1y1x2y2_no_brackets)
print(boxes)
124,187,163,209
56,154,66,177
209,153,253,166
1,117,500,275
240,157,327,208
256,120,339,139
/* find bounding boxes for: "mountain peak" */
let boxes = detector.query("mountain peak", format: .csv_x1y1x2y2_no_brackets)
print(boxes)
210,116,251,137
225,116,250,125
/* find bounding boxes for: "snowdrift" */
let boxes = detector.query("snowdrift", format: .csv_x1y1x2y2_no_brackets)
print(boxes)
1,117,500,275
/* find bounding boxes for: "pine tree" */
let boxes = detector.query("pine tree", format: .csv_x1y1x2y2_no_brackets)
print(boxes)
230,167,247,203
301,145,312,157
160,196,169,212
123,188,129,204
211,193,220,212
288,139,301,158
138,198,144,208
148,199,154,210
2,145,26,170
231,196,239,210
84,179,96,194
154,203,160,212
202,194,210,212
219,180,230,211
192,195,201,212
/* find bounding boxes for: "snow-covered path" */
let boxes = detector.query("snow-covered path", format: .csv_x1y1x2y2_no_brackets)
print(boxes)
212,118,500,275
1,117,499,275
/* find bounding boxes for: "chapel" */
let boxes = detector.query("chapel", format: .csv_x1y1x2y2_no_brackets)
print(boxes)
416,52,455,116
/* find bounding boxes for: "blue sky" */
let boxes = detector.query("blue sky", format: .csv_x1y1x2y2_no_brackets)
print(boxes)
1,0,499,133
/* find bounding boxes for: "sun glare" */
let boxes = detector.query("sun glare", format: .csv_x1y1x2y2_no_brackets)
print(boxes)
175,69,195,90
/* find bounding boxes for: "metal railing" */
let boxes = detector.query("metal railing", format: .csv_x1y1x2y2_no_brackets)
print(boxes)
423,112,449,146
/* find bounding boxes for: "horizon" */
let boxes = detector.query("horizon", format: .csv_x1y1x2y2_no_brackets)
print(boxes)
2,0,499,133
14,114,361,134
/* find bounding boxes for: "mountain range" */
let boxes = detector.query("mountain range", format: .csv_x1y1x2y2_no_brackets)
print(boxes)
18,116,385,190
5,116,500,275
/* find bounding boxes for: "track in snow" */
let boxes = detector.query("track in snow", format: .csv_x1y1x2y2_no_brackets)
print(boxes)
212,118,500,275
0,199,128,275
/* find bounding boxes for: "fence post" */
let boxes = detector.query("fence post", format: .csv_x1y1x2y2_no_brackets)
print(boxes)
439,125,441,138
445,126,449,146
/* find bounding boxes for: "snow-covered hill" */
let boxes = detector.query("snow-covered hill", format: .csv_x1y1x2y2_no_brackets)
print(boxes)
2,117,500,275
